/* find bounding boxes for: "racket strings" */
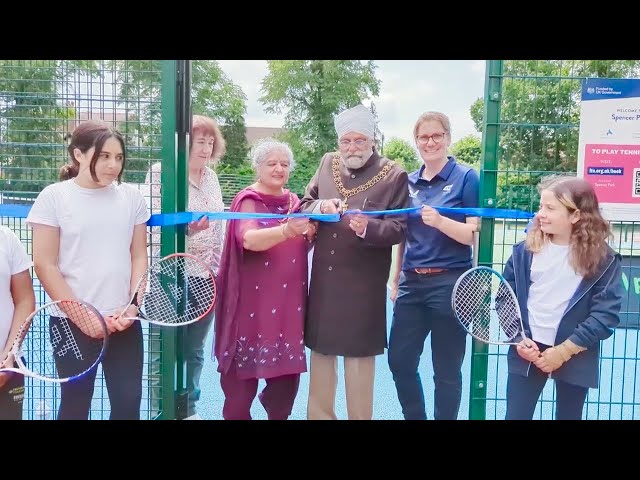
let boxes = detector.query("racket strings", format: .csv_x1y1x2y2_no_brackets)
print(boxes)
453,269,521,344
141,256,215,325
51,300,106,340
17,301,106,381
494,282,522,340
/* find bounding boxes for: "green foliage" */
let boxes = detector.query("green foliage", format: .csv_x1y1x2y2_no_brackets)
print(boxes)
0,60,100,193
383,137,420,172
219,120,250,172
278,129,320,197
471,60,640,209
106,60,163,183
108,60,250,181
450,134,481,169
191,60,250,174
0,60,250,191
259,60,381,188
100,61,252,184
191,61,246,122
470,97,483,133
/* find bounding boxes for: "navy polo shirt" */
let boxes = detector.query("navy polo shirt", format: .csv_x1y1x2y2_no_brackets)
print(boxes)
402,156,480,270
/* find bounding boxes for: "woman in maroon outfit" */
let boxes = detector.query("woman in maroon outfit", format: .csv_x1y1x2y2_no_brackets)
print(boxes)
214,138,316,420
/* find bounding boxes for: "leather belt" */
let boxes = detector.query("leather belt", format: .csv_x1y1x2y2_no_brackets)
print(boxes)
414,267,448,274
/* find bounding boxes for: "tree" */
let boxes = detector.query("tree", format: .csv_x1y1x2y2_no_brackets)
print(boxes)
111,60,250,180
468,60,640,208
219,120,251,174
191,61,249,172
1,60,250,193
383,137,420,172
259,60,381,191
470,98,483,133
450,134,481,170
0,60,100,194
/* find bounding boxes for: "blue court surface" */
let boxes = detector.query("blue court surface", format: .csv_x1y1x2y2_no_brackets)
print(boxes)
196,294,639,421
23,257,639,420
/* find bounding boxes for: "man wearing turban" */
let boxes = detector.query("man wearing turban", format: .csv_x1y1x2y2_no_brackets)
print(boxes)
299,104,410,420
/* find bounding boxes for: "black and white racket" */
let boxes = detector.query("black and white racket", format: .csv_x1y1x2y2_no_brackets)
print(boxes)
0,299,108,383
451,266,529,346
117,253,216,326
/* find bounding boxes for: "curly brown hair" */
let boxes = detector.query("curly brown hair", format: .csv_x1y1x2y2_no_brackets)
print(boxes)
526,175,611,278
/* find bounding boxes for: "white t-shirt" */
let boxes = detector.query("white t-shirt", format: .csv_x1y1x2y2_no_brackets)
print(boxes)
0,226,33,350
26,180,150,316
528,240,584,345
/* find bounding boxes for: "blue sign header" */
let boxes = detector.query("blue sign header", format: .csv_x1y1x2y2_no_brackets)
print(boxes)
582,78,640,101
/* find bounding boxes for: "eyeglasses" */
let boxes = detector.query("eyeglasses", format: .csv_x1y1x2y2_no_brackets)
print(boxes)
416,133,447,145
339,139,368,148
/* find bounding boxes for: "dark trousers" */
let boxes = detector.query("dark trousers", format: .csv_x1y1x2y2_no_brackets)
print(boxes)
220,366,300,420
0,362,25,420
506,351,589,420
55,318,143,420
388,270,468,420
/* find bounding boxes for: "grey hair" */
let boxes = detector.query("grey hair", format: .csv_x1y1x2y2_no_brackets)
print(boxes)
250,138,296,172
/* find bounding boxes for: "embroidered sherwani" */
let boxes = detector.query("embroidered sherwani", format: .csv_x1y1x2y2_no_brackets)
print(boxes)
300,151,410,356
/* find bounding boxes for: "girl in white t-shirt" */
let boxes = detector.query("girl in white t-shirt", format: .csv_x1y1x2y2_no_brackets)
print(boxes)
27,120,150,420
502,176,623,420
0,226,35,420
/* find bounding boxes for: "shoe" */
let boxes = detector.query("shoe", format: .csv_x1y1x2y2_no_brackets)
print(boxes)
183,413,203,420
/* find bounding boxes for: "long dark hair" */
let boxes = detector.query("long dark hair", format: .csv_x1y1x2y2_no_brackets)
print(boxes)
60,120,126,183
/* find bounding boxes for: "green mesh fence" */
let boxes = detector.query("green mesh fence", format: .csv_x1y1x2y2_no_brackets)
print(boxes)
473,60,640,420
0,60,169,420
7,60,636,421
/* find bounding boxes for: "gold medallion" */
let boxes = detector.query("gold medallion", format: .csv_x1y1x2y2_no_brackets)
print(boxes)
330,153,395,212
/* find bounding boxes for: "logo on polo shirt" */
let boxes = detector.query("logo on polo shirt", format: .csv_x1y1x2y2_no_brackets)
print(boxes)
409,187,419,198
443,184,453,193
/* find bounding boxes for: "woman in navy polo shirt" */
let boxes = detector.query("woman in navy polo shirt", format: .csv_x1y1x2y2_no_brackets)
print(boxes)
388,111,479,420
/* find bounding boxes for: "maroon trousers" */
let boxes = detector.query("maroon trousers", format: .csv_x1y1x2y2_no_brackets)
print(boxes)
220,369,300,420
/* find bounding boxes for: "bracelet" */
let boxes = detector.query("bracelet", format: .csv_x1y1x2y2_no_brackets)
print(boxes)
281,223,293,239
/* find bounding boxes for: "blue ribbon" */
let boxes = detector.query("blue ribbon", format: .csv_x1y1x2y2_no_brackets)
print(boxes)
0,204,32,218
148,211,340,226
343,206,534,220
0,203,533,226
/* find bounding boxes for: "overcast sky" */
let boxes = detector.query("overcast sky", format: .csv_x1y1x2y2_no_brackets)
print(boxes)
217,60,486,145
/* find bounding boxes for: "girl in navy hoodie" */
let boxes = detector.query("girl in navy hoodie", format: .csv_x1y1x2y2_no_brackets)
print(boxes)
503,175,623,420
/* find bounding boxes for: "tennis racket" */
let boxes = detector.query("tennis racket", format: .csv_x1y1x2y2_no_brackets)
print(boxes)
117,252,216,326
0,299,108,383
451,266,529,346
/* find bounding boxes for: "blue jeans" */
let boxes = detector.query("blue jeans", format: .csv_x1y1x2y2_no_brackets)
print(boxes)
184,307,214,416
148,275,215,418
388,270,468,420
